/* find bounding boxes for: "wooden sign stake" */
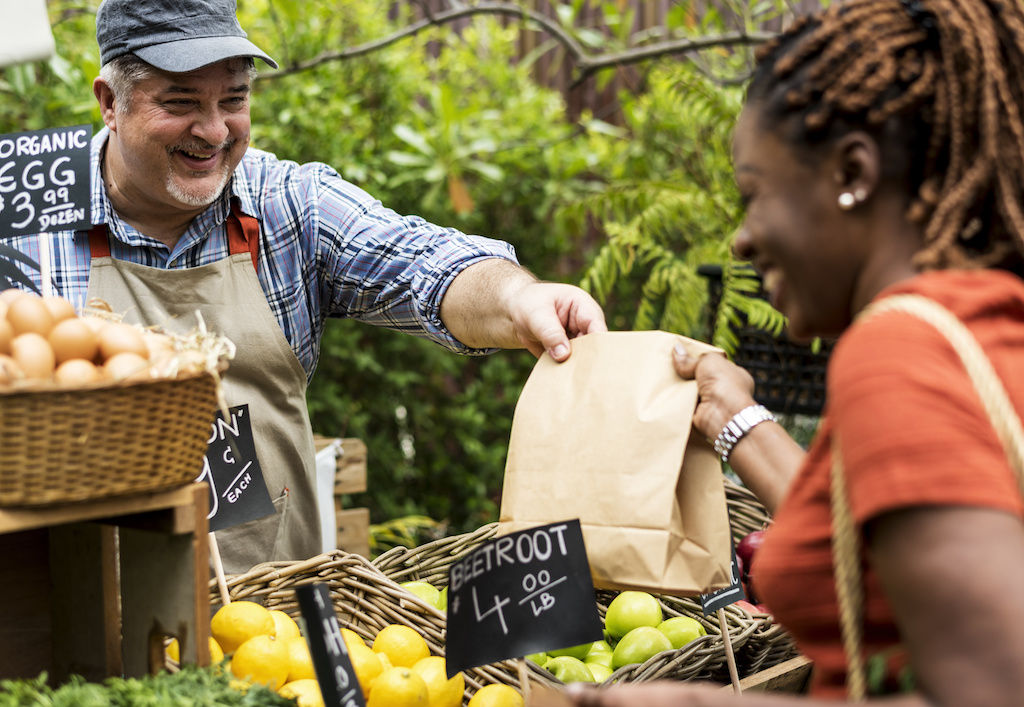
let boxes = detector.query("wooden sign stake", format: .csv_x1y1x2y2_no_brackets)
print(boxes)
209,532,231,606
717,608,742,694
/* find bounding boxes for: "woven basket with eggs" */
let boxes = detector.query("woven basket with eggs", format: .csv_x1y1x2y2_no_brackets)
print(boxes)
0,289,233,506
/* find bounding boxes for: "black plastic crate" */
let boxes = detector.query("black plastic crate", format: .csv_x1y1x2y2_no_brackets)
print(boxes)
699,265,831,417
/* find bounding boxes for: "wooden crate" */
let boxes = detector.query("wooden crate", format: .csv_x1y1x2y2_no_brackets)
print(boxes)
0,484,211,682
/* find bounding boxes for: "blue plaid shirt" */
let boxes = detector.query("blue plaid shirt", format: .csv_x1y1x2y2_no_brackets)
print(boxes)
6,129,517,380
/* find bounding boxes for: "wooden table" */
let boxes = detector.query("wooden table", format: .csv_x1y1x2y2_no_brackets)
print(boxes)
0,483,210,683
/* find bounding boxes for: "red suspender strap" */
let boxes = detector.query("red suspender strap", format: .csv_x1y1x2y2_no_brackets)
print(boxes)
88,224,111,257
228,201,260,274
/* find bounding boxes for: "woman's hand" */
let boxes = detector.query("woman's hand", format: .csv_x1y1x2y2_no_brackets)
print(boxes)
672,344,802,514
672,345,757,444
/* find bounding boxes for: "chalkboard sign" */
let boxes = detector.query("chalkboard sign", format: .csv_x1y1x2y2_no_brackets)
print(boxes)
294,583,366,707
445,519,603,677
196,404,275,532
699,544,746,615
0,125,90,238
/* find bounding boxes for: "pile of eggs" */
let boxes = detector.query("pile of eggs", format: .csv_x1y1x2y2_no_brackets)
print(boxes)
0,289,205,388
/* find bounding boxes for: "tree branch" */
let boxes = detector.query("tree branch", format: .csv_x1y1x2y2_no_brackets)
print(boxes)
256,1,773,85
260,2,585,80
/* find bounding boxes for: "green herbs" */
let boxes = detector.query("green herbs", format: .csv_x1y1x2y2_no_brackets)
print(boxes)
0,666,297,706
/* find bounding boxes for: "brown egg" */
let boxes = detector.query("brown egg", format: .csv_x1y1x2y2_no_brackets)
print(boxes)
97,322,149,361
0,318,12,355
0,289,26,305
54,358,102,386
42,296,77,323
103,351,151,382
48,318,100,364
80,316,109,334
10,333,56,380
6,294,55,337
142,330,175,361
0,354,23,385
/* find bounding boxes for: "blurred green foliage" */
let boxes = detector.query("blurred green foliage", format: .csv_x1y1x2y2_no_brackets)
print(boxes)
3,0,802,553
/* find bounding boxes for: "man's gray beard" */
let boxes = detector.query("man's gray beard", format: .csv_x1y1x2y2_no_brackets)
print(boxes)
166,167,232,208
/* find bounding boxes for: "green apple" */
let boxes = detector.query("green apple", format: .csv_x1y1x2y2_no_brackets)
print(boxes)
544,656,596,684
604,591,663,639
400,581,441,609
525,652,549,666
583,640,614,668
611,626,672,670
586,662,613,683
437,585,448,612
548,641,593,661
656,616,706,649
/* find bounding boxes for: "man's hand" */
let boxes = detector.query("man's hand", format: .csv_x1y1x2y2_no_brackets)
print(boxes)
507,281,607,361
441,259,607,361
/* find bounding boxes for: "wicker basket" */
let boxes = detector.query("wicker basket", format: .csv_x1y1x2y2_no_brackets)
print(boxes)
373,483,797,687
372,525,768,686
209,549,562,701
0,371,219,506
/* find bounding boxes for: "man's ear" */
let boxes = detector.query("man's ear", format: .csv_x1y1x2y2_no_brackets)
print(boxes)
831,131,882,206
93,77,118,131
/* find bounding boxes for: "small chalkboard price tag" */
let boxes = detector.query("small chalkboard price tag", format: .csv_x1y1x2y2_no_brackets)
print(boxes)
196,404,275,532
444,519,603,677
294,583,366,707
699,544,746,615
0,125,91,238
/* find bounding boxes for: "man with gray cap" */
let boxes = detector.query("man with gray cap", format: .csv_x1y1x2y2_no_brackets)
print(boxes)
8,0,606,574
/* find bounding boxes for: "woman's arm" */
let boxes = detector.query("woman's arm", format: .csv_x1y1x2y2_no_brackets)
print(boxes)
672,347,804,514
867,506,1024,706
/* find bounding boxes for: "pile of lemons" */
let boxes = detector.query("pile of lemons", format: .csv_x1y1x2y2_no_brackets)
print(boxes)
189,600,523,707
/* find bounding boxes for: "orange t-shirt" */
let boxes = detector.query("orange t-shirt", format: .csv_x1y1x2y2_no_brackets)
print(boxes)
753,269,1024,697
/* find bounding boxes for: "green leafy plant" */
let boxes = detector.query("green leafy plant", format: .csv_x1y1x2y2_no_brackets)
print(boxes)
566,62,787,350
0,667,294,706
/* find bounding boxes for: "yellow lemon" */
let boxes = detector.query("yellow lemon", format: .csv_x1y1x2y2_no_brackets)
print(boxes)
230,634,289,691
279,679,326,707
168,636,224,666
412,655,464,707
209,636,225,664
372,624,430,668
468,684,524,707
165,637,180,663
377,651,394,672
228,676,251,693
211,601,275,654
284,635,316,682
270,610,302,642
367,666,429,707
341,626,368,650
347,641,383,698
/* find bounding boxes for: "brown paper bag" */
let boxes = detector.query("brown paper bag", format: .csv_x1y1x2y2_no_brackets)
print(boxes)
497,330,733,596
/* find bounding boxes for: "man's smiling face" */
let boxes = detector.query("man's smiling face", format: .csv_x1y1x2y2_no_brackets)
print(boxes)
105,59,252,217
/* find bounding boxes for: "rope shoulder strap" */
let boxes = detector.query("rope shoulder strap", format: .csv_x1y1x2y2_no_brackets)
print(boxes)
831,293,1024,701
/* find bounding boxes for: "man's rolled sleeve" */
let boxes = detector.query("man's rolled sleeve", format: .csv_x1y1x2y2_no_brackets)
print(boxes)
315,171,519,353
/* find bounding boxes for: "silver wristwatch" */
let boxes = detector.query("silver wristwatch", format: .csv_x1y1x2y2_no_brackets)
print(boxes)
712,404,777,463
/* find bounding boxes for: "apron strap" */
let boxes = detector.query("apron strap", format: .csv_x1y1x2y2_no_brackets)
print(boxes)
88,224,111,257
228,200,261,274
86,203,261,274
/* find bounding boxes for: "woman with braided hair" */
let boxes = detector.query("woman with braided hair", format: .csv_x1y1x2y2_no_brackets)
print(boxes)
559,0,1024,704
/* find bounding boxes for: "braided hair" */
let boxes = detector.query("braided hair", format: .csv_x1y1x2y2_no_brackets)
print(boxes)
746,0,1024,274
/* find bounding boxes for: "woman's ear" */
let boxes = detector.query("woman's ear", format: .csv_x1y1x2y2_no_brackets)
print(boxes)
831,131,882,209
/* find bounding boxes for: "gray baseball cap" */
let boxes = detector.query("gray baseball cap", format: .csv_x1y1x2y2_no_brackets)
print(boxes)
96,0,278,72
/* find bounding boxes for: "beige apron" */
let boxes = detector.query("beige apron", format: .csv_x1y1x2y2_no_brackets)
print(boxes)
86,202,321,574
